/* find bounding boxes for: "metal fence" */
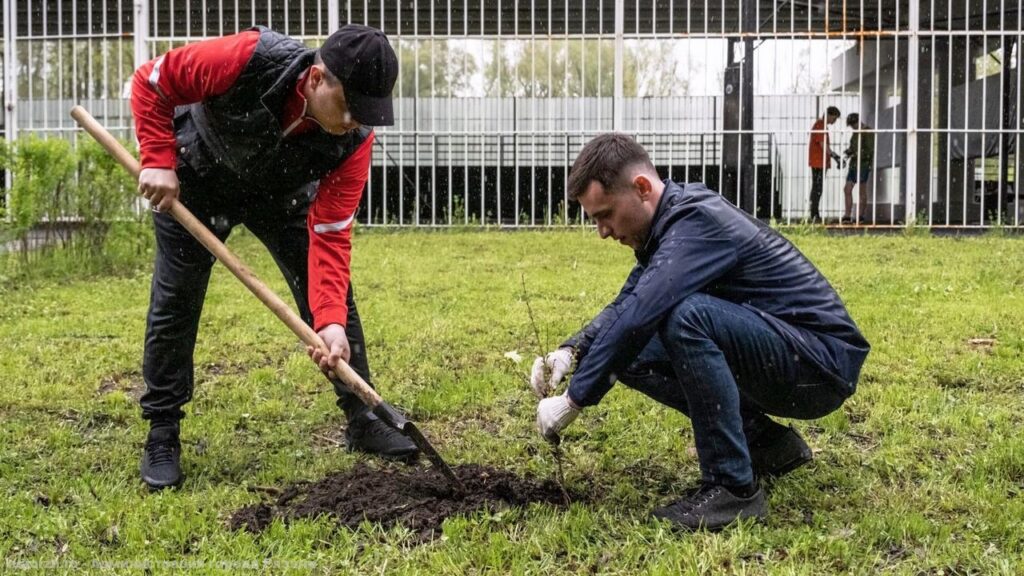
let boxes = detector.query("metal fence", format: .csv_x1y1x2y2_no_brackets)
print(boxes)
2,1,1022,228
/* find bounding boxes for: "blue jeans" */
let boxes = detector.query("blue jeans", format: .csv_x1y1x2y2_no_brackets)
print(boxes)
846,167,871,183
618,293,851,487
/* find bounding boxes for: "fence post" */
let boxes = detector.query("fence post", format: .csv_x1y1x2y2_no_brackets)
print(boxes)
613,0,624,131
133,0,150,70
328,0,340,33
4,0,18,197
905,0,920,224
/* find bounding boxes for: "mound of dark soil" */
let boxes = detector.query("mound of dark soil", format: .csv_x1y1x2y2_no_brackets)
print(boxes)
230,463,572,542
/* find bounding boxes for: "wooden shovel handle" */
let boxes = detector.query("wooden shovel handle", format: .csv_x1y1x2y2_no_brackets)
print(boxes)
70,106,382,409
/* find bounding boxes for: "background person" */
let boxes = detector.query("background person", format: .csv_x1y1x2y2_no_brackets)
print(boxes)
842,113,875,224
808,106,842,223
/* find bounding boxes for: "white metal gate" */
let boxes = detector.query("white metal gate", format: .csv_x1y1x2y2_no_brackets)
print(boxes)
2,1,1022,227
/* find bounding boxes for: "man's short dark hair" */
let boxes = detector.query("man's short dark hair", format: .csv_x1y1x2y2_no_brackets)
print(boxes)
568,133,656,200
826,106,841,118
847,113,860,126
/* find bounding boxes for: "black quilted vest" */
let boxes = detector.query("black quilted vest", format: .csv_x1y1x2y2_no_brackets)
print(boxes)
173,27,371,193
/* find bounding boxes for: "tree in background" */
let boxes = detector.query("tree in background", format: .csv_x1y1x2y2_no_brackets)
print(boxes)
394,39,479,97
482,39,689,98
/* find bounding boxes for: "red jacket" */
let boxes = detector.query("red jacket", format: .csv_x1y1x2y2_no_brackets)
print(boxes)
808,118,832,169
131,30,370,331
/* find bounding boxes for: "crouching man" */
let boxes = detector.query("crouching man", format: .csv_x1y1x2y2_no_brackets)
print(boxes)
530,133,869,531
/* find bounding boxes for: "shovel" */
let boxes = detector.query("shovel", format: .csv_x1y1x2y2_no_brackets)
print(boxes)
70,106,464,493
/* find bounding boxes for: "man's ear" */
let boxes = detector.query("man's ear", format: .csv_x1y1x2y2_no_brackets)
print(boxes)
633,173,654,200
308,64,325,88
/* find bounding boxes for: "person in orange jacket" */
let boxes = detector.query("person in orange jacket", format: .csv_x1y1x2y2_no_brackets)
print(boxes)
807,106,842,223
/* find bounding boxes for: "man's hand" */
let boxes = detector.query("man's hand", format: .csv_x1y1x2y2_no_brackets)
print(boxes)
529,348,574,398
537,392,581,443
138,168,181,212
307,323,350,376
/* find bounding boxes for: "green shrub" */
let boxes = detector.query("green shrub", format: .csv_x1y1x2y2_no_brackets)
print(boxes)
72,138,144,254
0,139,10,219
6,136,77,258
0,135,152,284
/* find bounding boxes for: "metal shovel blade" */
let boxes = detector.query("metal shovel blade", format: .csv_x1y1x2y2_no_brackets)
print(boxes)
372,401,465,494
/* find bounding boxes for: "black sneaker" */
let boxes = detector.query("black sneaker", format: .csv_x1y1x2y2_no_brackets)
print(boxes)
749,425,813,479
141,425,183,490
652,484,766,531
345,415,419,460
840,215,853,224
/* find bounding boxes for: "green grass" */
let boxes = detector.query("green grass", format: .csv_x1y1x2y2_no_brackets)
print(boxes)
1,229,1022,574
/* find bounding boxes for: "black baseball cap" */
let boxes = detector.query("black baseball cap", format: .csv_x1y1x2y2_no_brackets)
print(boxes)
319,24,398,126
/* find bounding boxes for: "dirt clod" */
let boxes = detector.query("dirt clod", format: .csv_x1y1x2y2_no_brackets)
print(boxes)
230,463,571,542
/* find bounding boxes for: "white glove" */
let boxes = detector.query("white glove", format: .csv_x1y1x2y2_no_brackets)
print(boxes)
537,393,581,442
529,348,574,398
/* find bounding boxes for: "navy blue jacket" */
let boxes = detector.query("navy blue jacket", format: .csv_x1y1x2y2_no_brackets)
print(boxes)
563,180,870,407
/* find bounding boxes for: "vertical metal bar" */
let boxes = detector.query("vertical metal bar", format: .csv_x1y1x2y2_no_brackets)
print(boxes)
514,0,519,227
398,2,404,226
87,0,94,131
578,0,585,143
613,0,623,130
995,0,1007,226
430,0,436,226
118,0,126,129
927,0,935,226
3,0,17,192
26,0,33,134
463,0,468,226
102,0,110,124
327,0,339,33
378,0,386,225
78,0,84,132
548,2,555,225
1011,9,1019,226
414,0,420,227
496,0,502,226
479,0,485,225
961,5,970,226
42,0,49,133
446,0,452,227
58,0,65,137
905,0,920,223
563,0,569,224
979,0,988,225
530,0,536,226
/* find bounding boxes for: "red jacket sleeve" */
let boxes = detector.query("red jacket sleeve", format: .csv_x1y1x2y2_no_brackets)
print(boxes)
131,31,260,169
307,132,374,331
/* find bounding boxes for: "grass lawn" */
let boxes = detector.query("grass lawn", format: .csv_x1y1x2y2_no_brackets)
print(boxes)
1,228,1022,574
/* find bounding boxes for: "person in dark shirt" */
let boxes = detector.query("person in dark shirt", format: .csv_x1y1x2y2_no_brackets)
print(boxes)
530,133,870,531
842,113,875,224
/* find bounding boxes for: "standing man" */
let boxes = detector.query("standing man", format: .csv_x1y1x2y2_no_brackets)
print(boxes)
132,24,418,490
842,113,874,224
530,134,869,531
808,106,842,223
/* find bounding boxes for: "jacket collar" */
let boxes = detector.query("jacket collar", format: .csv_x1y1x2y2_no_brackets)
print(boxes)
636,180,683,261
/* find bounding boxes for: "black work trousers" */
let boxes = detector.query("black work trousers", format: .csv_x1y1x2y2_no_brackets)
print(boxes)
809,168,825,221
140,165,371,424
